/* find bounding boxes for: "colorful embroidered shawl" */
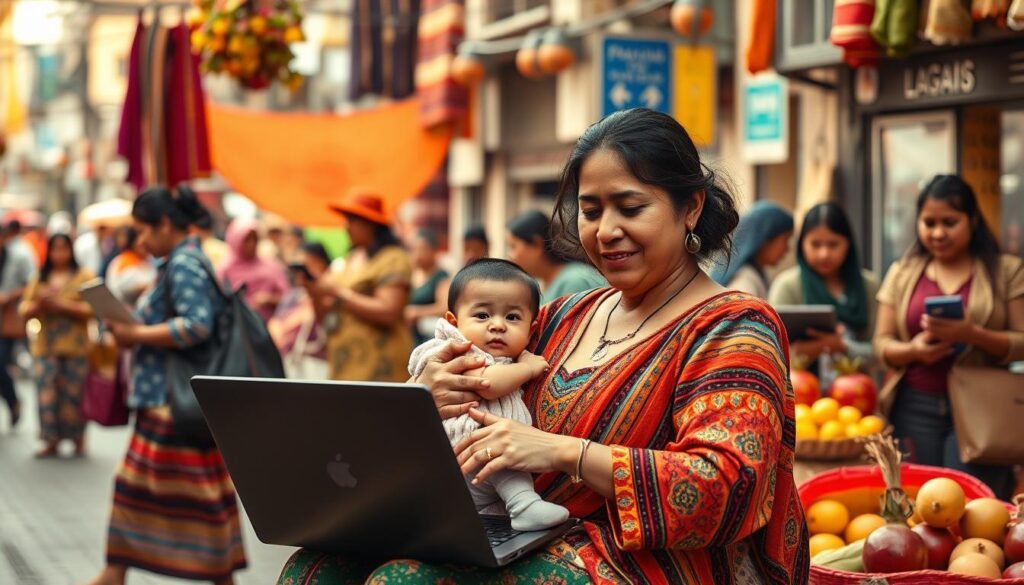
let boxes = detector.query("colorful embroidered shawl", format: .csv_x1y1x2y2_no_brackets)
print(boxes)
525,290,810,584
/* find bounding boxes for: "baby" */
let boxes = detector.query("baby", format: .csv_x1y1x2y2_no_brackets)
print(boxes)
408,259,569,531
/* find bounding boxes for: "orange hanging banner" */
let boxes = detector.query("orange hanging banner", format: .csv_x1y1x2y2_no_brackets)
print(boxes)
207,98,453,226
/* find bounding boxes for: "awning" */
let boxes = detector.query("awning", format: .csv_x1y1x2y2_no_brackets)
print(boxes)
207,98,452,226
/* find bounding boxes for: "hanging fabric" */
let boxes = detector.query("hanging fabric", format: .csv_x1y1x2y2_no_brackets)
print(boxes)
1009,0,1024,29
349,0,421,101
870,0,919,57
923,0,974,44
972,0,1010,26
166,22,211,186
117,18,147,190
415,0,466,129
832,0,882,68
745,0,777,74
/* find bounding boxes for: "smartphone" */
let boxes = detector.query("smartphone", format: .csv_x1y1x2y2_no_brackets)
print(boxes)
288,262,314,281
924,295,964,320
924,294,965,353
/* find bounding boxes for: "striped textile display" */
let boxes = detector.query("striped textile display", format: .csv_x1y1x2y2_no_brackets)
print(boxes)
831,0,882,68
415,0,467,128
107,406,247,581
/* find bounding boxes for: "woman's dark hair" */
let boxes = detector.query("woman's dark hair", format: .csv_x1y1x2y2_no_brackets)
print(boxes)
132,183,208,230
798,202,858,268
40,233,78,283
552,108,739,262
119,226,140,251
302,241,332,266
508,210,571,264
464,225,488,247
361,220,402,258
912,175,1001,277
193,206,214,232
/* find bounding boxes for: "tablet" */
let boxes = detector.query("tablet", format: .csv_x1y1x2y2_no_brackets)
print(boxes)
775,305,838,341
79,278,138,323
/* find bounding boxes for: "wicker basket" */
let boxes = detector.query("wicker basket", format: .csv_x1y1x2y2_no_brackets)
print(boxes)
799,464,1024,584
796,427,893,462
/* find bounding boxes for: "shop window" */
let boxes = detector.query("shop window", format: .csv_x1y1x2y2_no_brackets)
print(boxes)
777,0,841,72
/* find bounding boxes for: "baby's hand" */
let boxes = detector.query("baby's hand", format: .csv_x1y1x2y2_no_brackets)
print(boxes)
518,351,550,377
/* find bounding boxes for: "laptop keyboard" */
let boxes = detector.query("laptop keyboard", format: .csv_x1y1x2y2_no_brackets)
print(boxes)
481,516,522,548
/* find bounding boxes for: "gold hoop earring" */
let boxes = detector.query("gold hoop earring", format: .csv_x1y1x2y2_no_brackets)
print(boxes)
685,231,702,254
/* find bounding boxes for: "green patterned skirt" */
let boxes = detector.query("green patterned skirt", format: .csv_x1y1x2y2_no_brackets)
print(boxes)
276,539,593,585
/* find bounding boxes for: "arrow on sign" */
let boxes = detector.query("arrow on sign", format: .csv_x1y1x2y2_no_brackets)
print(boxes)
610,82,632,108
641,85,663,109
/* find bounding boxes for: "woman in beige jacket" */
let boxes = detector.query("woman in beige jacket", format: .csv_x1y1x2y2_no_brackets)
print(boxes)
874,175,1024,499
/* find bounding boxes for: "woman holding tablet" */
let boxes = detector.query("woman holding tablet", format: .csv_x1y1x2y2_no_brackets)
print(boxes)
873,175,1024,498
768,203,879,375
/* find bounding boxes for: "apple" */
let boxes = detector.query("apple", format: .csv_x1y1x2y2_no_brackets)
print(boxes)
830,371,877,415
326,454,357,488
791,368,820,406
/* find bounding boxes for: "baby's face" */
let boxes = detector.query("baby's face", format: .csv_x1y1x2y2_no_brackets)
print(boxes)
450,280,536,359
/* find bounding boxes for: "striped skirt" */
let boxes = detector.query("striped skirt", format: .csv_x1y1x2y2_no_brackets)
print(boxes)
107,406,247,581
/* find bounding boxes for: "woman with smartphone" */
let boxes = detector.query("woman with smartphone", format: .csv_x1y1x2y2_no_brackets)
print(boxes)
874,175,1024,498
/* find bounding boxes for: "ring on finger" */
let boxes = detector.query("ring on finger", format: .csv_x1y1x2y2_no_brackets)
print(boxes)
485,447,494,460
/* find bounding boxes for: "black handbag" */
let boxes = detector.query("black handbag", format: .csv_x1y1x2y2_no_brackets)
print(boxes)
164,254,285,444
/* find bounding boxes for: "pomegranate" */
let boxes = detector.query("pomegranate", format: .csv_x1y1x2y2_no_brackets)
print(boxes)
948,552,1002,579
860,436,927,573
828,357,877,415
1005,561,1024,579
951,537,1005,569
1005,495,1024,564
960,497,1011,545
915,477,966,529
790,366,820,407
912,524,958,570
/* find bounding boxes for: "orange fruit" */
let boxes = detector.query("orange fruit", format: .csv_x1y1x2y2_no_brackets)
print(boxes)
809,533,846,557
807,499,850,536
796,420,818,440
794,404,812,424
858,415,885,436
819,420,847,441
837,405,863,425
916,477,966,529
846,423,864,438
811,398,840,425
845,513,887,543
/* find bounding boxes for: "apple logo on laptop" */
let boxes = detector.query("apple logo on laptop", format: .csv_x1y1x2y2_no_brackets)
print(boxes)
326,454,357,488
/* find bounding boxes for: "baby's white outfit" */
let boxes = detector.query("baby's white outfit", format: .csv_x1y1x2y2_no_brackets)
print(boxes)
408,319,569,531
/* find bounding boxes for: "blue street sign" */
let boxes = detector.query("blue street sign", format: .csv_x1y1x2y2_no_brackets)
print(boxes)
601,37,672,117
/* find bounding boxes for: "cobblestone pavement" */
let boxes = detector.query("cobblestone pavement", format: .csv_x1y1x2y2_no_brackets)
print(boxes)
0,380,295,584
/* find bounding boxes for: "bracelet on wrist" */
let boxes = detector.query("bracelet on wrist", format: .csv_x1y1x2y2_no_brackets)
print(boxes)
570,438,592,484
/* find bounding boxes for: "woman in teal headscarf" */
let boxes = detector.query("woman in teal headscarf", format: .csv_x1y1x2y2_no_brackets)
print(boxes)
710,200,794,298
768,202,879,375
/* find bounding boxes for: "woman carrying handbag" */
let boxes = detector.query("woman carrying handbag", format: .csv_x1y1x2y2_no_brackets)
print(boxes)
873,175,1024,499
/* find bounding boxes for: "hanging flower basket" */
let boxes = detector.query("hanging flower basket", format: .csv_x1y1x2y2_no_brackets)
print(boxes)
189,0,305,91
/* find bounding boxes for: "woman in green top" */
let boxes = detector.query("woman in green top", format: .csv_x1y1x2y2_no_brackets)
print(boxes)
506,210,606,304
404,228,450,345
768,202,879,375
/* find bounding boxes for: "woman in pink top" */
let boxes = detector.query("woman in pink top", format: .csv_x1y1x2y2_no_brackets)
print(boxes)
218,218,290,322
874,175,1024,499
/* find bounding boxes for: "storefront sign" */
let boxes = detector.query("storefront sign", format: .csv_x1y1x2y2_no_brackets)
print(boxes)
601,36,673,117
742,74,789,164
859,42,1024,112
674,45,716,147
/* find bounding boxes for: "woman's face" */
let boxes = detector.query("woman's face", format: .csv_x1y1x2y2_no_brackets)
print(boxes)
410,236,437,270
801,225,849,279
917,198,973,261
463,238,488,264
757,231,792,268
241,231,259,259
576,148,695,295
346,215,375,248
133,218,173,258
48,238,72,268
506,233,543,276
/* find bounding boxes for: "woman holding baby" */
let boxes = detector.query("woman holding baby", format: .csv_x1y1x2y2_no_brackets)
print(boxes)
279,108,809,584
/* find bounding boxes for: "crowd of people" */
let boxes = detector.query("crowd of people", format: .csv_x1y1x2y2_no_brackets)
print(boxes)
0,108,1020,584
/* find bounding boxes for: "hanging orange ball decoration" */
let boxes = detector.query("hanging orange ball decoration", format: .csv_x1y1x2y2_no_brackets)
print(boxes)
516,47,543,78
537,29,575,74
670,2,714,37
451,54,486,86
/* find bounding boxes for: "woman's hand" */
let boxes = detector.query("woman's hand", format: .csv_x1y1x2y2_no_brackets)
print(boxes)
909,330,954,364
454,408,576,485
921,314,975,345
414,340,490,419
106,321,141,347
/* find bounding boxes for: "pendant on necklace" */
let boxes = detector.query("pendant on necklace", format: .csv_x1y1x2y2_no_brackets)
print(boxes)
591,340,609,362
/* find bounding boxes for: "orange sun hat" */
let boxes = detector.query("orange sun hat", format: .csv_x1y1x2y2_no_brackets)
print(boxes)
329,189,392,226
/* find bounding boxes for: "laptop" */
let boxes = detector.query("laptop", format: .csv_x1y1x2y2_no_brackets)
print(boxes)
190,377,579,567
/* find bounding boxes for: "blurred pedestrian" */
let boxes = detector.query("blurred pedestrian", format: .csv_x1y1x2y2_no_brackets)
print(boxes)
18,234,95,458
506,210,606,304
308,191,412,382
192,207,230,270
0,221,37,428
769,202,880,380
874,175,1024,499
404,228,450,345
463,224,489,265
711,200,794,298
218,218,290,322
106,227,156,307
74,224,115,276
85,185,246,585
269,242,332,379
